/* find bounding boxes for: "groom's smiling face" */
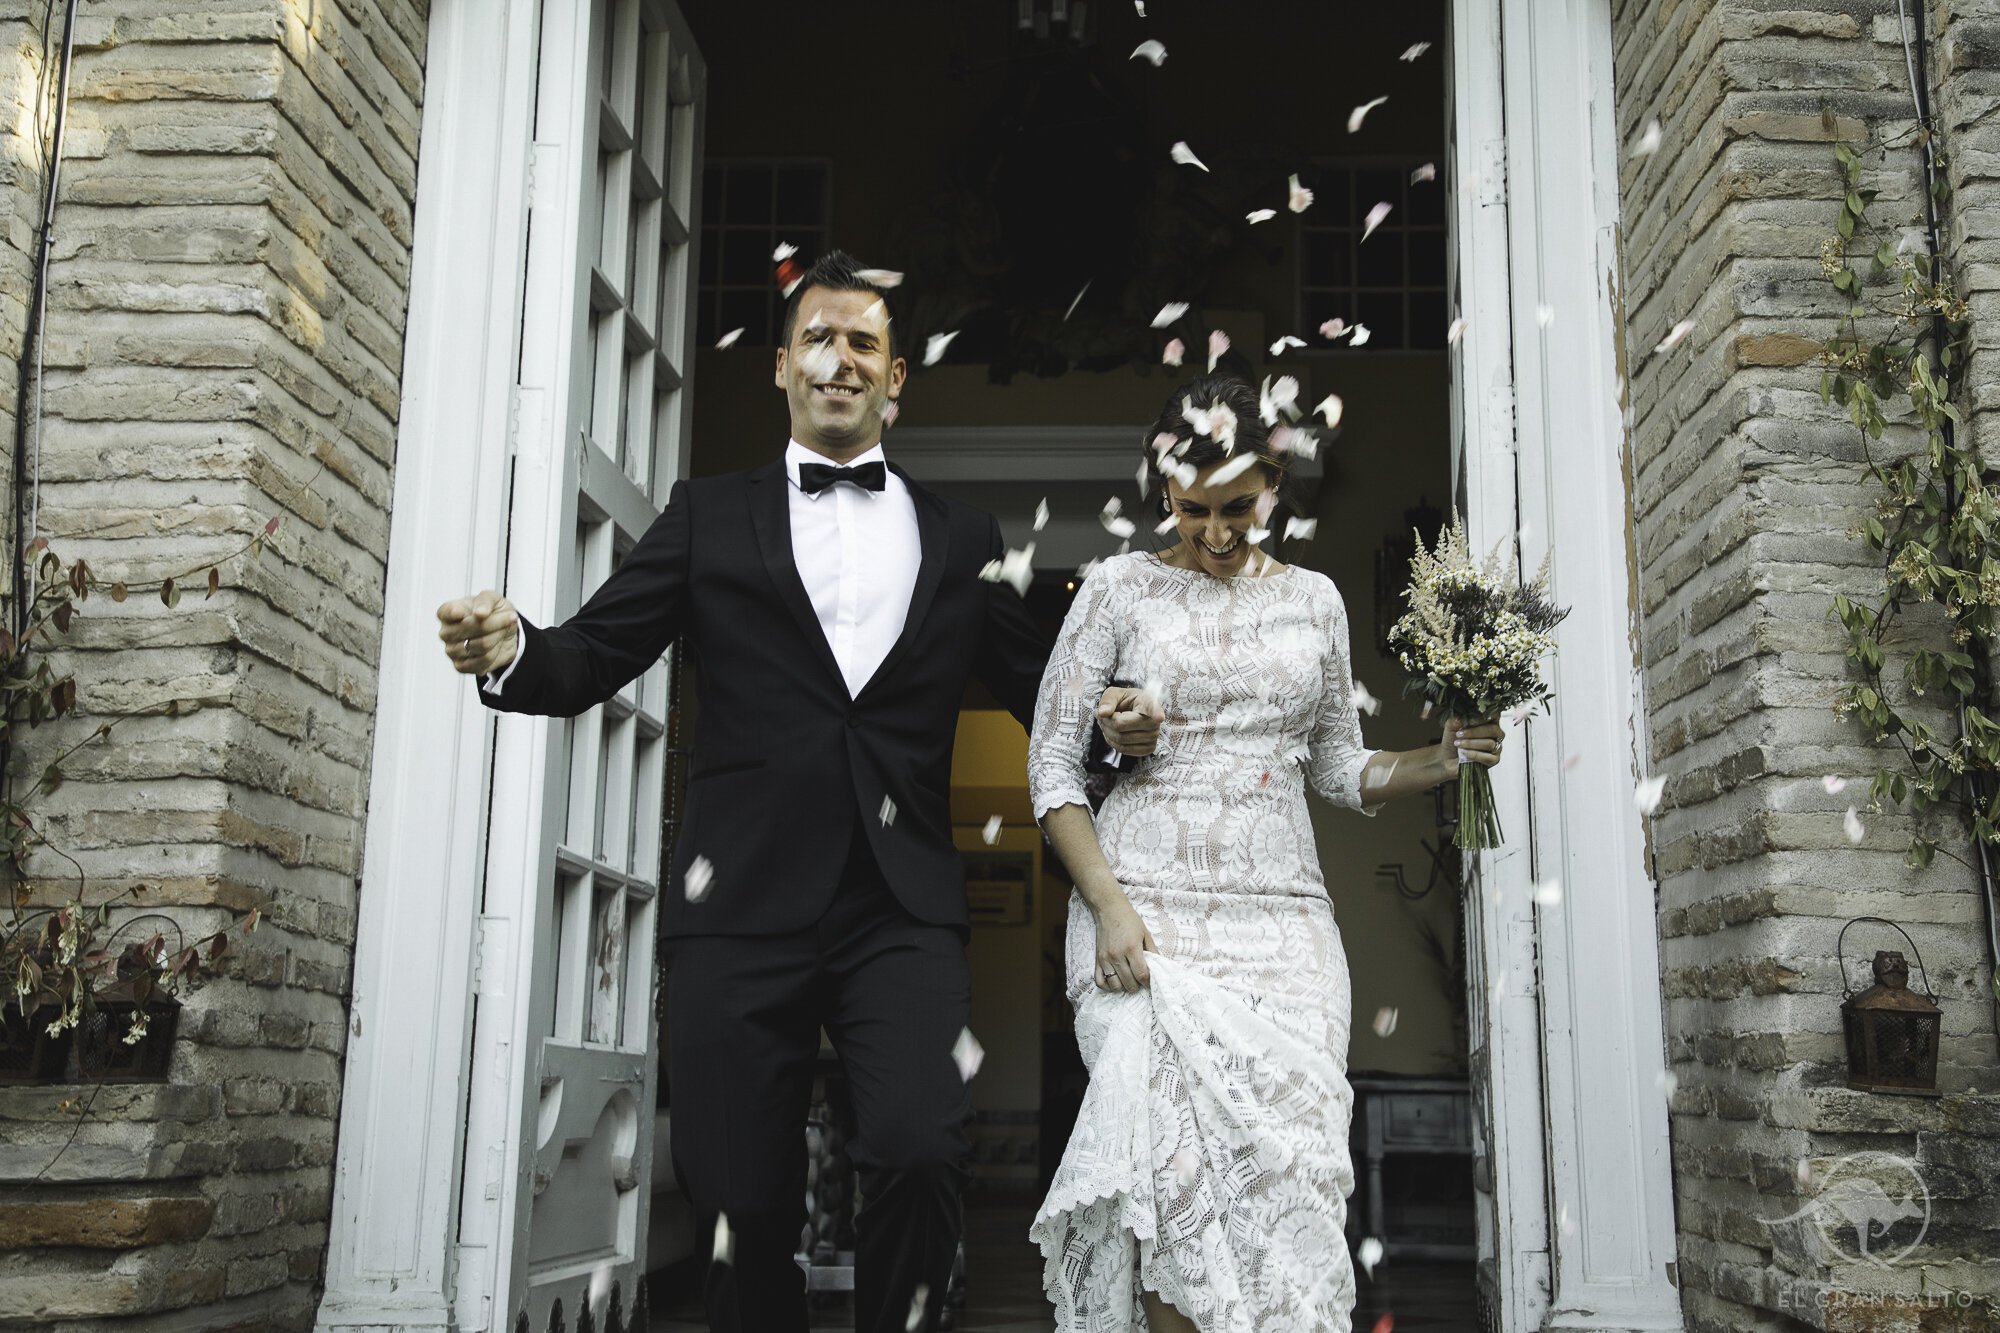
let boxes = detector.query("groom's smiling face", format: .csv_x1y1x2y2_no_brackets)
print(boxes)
775,286,906,460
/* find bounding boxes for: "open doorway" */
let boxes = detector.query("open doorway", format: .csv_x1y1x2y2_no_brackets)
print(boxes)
660,2,1475,1326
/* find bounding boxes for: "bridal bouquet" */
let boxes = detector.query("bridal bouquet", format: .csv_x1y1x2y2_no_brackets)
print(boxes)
1386,512,1570,849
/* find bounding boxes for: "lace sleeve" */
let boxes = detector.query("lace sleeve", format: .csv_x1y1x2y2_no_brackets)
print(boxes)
1028,562,1124,821
1305,584,1382,815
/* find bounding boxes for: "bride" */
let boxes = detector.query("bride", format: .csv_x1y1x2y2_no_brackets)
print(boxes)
1026,374,1506,1332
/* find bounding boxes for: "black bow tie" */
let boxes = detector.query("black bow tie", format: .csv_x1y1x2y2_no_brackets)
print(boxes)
798,459,887,495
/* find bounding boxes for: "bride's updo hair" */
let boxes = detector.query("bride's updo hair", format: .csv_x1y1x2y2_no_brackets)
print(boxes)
1143,373,1293,519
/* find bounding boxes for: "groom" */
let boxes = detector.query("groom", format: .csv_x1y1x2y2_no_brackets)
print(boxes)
437,251,1159,1333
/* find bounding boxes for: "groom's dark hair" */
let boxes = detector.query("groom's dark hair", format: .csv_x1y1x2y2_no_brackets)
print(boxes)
779,249,901,361
1144,373,1292,516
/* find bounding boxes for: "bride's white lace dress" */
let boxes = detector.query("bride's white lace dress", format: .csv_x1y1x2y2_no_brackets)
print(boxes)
1027,549,1382,1333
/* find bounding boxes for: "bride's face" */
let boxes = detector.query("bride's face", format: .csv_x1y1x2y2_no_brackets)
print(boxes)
1165,463,1278,578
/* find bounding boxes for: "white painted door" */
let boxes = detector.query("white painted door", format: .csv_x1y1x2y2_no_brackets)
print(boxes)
457,3,705,1331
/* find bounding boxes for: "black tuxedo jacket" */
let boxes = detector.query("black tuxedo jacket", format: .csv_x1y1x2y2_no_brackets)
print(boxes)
479,459,1051,936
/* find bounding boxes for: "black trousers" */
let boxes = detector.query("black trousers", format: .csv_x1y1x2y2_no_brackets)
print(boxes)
663,821,974,1333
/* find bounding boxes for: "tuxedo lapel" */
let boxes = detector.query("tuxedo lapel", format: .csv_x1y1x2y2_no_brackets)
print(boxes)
746,462,849,696
858,465,949,700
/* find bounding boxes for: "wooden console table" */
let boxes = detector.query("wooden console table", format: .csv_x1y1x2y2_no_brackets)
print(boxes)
1347,1074,1475,1261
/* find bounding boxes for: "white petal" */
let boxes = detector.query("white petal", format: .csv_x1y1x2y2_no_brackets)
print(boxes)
1133,0,1145,13
1656,1069,1679,1100
1356,1236,1385,1278
1631,118,1662,157
1284,516,1318,542
1206,328,1230,372
771,242,798,262
1161,337,1185,367
1258,373,1300,425
1844,806,1865,844
1535,303,1556,328
1411,161,1437,183
1246,207,1278,224
1822,774,1848,794
1532,878,1563,907
1634,774,1666,815
715,327,745,350
1447,315,1467,345
879,400,900,426
1373,1006,1399,1037
952,1027,985,1081
879,795,898,827
1653,318,1695,354
1063,281,1090,321
1130,38,1167,65
905,1285,930,1333
1350,676,1378,713
1348,322,1371,347
1152,301,1189,328
1347,95,1389,134
1267,334,1306,357
855,268,904,288
1169,141,1209,172
923,329,961,366
713,1213,735,1264
684,855,715,903
1319,317,1347,340
780,276,804,298
1314,393,1344,429
981,815,1003,845
1170,1148,1199,1186
1287,173,1314,213
1207,452,1259,486
1033,498,1050,532
1362,200,1393,241
1400,41,1432,60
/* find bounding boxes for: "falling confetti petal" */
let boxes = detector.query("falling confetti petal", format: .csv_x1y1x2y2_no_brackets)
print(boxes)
1372,1318,1395,1333
715,327,745,349
1131,38,1167,65
1563,752,1581,771
952,1028,985,1081
1155,514,1179,536
1276,427,1319,460
1207,328,1230,372
906,1285,930,1332
1101,497,1138,540
1401,40,1432,60
1033,498,1050,531
1352,678,1380,714
1134,0,1145,13
855,268,904,288
1447,316,1467,345
1844,807,1864,843
1161,337,1185,367
713,1213,735,1264
685,855,714,903
1314,393,1344,428
1285,516,1318,542
1246,526,1270,544
1268,334,1306,357
1356,1236,1385,1277
1319,317,1347,340
1653,319,1695,354
1634,775,1666,815
978,542,1036,597
982,815,1003,845
1348,95,1389,133
1170,141,1210,172
1797,1158,1815,1188
1170,1149,1199,1186
1372,1006,1399,1038
924,330,960,366
1412,162,1437,183
1657,1069,1680,1100
1535,303,1555,328
1349,322,1372,347
1246,207,1278,224
879,796,898,827
1822,775,1847,794
1362,201,1393,241
1152,302,1189,328
1631,118,1662,157
1258,374,1300,425
1288,173,1314,213
1532,878,1563,907
1063,281,1091,321
879,400,900,427
1206,452,1259,486
772,242,798,262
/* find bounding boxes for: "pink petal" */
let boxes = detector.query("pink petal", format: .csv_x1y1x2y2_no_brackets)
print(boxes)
1161,337,1185,367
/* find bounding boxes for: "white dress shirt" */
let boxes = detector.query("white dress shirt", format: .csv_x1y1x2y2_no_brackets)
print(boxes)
784,438,921,697
483,438,921,700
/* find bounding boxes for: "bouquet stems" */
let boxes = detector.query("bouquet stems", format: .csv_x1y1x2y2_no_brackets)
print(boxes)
1456,760,1504,850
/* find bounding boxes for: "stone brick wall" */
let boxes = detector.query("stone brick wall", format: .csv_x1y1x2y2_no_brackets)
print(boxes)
1612,0,2000,1327
0,3,424,1329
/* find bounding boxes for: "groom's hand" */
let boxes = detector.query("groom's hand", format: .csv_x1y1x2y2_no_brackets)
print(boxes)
437,591,520,678
1096,686,1162,757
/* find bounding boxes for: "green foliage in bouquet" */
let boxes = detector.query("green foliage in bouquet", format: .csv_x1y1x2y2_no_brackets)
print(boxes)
1388,512,1570,849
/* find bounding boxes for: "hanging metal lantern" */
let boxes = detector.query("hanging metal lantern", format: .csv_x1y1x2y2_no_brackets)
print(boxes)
1837,916,1942,1097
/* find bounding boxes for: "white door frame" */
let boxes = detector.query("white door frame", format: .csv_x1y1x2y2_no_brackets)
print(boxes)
1454,0,1685,1327
317,1,541,1329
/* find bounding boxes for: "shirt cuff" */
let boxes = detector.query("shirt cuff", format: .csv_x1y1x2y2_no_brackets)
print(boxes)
480,641,525,697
